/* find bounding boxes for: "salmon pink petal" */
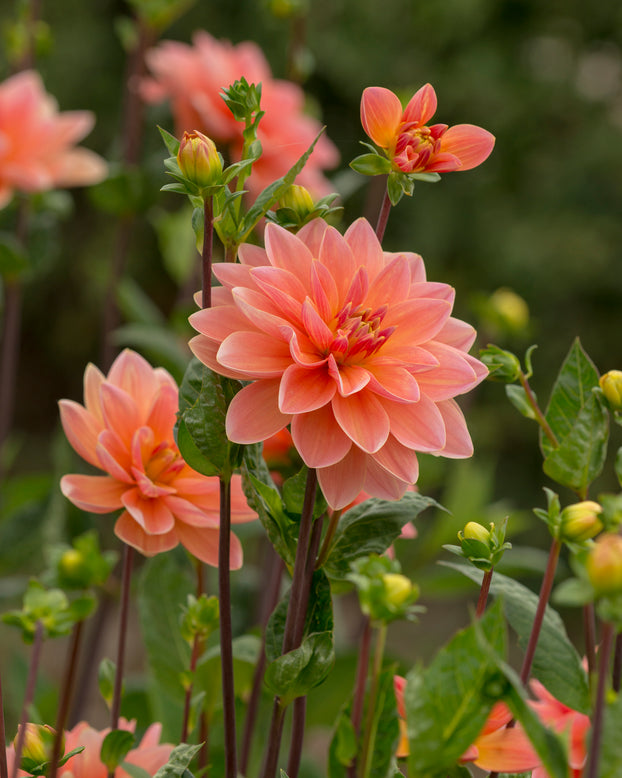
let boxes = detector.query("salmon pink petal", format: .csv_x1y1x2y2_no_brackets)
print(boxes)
301,298,334,351
226,379,291,443
435,399,473,458
189,335,253,380
310,259,339,320
96,429,134,482
291,404,353,467
317,446,367,509
382,394,446,452
212,260,257,290
283,326,328,368
372,436,419,483
175,522,243,569
344,218,385,281
470,725,539,772
328,358,371,397
58,399,101,468
332,390,390,453
107,350,160,420
363,456,412,501
424,152,463,173
238,242,269,267
360,87,403,148
319,227,357,302
365,254,412,308
415,343,479,400
163,495,220,528
132,468,177,498
114,512,179,556
279,364,336,414
217,331,292,377
100,383,141,448
265,222,314,280
435,317,477,351
122,489,175,534
386,298,452,346
297,218,330,255
145,383,179,444
440,124,495,171
365,363,420,402
230,474,260,523
233,288,291,338
83,362,105,422
252,268,305,321
403,83,437,126
61,474,126,513
190,302,259,342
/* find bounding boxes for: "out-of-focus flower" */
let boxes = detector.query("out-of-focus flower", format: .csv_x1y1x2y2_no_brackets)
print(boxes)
393,677,539,772
59,349,257,568
7,720,172,778
177,129,222,190
585,532,622,596
141,31,339,198
360,84,494,176
529,680,590,778
0,70,107,209
600,370,622,410
189,218,486,509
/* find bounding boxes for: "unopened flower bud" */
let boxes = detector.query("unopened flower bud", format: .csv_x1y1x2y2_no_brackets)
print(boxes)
560,501,603,542
16,723,59,769
177,130,222,189
461,521,492,545
488,288,529,333
279,185,315,218
479,345,521,383
586,533,622,596
382,573,417,607
600,371,622,410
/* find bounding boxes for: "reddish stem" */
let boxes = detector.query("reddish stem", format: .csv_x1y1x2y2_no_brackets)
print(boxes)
375,187,392,243
476,569,494,619
347,616,372,778
49,620,84,778
586,620,615,778
11,621,44,778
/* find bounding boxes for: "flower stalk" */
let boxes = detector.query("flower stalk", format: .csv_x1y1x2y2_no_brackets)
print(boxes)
0,670,8,778
358,621,388,778
11,620,44,778
476,569,494,619
585,620,615,778
374,186,392,243
347,616,372,778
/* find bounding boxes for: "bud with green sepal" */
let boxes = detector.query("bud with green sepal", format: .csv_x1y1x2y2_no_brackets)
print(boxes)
346,554,423,624
177,130,223,191
267,184,342,231
479,344,521,383
446,518,511,572
599,370,622,411
559,501,603,543
47,530,118,591
13,723,82,777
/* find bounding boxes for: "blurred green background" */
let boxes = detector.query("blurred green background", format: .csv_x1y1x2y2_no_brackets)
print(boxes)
0,0,621,766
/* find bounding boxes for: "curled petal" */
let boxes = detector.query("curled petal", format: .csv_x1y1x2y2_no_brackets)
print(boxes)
402,83,438,126
435,398,474,458
332,390,390,453
360,86,403,148
226,379,291,443
440,124,495,171
279,363,336,414
61,474,126,513
59,400,102,468
122,488,176,534
114,511,179,557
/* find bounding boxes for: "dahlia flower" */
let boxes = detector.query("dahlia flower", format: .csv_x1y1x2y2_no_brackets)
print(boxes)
59,349,257,567
141,31,339,198
360,84,494,175
7,719,172,778
189,218,487,509
0,70,107,209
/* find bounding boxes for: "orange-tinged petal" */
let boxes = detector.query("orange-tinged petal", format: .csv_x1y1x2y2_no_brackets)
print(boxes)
83,362,105,423
402,83,438,126
372,435,419,483
265,222,314,280
58,399,102,468
328,358,371,397
217,331,293,377
470,725,540,773
332,389,390,453
99,383,141,449
344,218,385,282
360,86,403,148
226,379,291,443
60,474,126,513
382,394,446,452
317,446,367,509
279,363,336,414
363,455,412,500
175,522,243,569
291,403,353,468
115,511,179,557
122,488,176,534
440,124,495,171
436,399,474,458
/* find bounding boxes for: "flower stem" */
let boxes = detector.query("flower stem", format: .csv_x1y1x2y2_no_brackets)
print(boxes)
585,620,615,778
519,537,561,685
11,620,44,778
110,544,134,733
347,616,372,778
518,371,559,449
287,697,307,778
613,631,622,693
584,602,597,679
358,622,388,778
202,196,214,309
476,569,494,619
374,186,392,243
0,669,7,778
48,620,85,778
315,508,343,570
219,476,238,778
180,633,202,744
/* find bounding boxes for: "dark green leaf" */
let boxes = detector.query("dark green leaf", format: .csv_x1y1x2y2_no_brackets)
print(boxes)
243,470,295,565
193,634,261,714
282,466,327,520
505,384,537,420
119,764,153,778
323,493,440,580
368,668,400,778
386,171,405,206
100,730,135,772
159,126,181,156
264,630,334,704
153,743,202,778
600,683,622,777
329,708,357,773
442,560,590,713
0,232,29,277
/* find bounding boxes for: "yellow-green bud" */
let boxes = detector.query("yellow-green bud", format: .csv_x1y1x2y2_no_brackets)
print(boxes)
488,288,529,333
600,370,622,411
382,573,416,607
16,723,59,767
279,184,315,217
461,521,492,545
560,501,603,542
586,533,622,596
177,130,222,189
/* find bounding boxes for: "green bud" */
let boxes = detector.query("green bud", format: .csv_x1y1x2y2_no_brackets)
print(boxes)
382,573,417,608
600,370,622,410
279,184,315,218
16,723,59,771
177,130,222,190
479,344,521,383
461,521,492,545
560,501,604,543
586,533,622,596
488,288,529,334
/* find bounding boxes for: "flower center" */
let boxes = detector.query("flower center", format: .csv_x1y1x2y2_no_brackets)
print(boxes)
393,124,442,173
144,442,184,485
329,302,394,364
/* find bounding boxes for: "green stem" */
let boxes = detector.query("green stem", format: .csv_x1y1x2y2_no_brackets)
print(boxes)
375,186,392,243
315,508,343,570
518,371,559,449
202,196,214,309
11,620,44,778
359,622,388,778
586,620,615,778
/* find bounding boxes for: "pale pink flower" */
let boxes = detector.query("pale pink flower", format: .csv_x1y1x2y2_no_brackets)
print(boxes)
59,349,257,568
361,84,494,175
0,70,107,209
189,218,487,509
6,719,172,778
141,31,339,198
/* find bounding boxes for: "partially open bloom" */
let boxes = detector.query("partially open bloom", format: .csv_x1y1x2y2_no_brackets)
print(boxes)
599,369,622,410
361,84,494,175
190,218,487,509
0,70,107,209
141,31,339,198
59,349,257,567
530,679,590,778
177,130,222,189
7,719,172,778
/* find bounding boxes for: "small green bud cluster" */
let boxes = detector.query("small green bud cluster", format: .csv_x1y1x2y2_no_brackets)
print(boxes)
267,185,342,231
180,593,220,644
346,554,422,624
448,519,511,572
479,344,521,383
177,130,223,192
559,501,603,543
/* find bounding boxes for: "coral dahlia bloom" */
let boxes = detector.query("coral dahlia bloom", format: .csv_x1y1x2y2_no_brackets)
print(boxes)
141,31,338,198
0,70,107,209
59,349,257,568
189,218,487,509
361,84,494,175
6,719,172,778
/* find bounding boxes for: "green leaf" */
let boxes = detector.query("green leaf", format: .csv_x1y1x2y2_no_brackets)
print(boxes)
282,466,327,520
100,730,135,772
405,601,507,778
386,171,405,206
0,232,29,277
349,153,392,176
137,555,193,739
98,657,116,707
442,560,590,713
177,358,243,479
149,205,197,285
540,337,601,457
159,126,181,156
505,384,537,420
153,743,202,778
119,764,153,778
367,668,400,778
600,683,622,777
323,493,440,580
328,708,357,774
193,634,261,715
264,630,334,704
243,470,295,564
543,388,609,494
